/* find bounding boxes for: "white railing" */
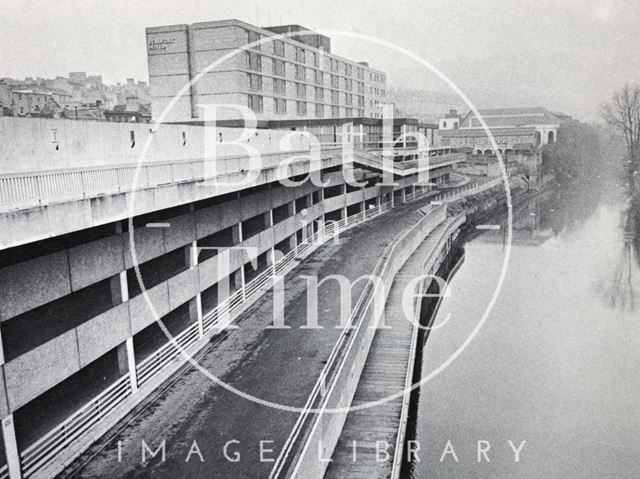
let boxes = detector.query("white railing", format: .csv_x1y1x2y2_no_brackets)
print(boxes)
17,199,392,479
389,213,466,479
0,147,343,213
432,176,502,203
276,205,449,479
0,145,463,214
19,374,132,478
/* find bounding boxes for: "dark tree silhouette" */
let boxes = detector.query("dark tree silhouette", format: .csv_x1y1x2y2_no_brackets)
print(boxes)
601,84,640,194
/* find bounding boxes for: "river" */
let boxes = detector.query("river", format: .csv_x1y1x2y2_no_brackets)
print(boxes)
406,189,640,478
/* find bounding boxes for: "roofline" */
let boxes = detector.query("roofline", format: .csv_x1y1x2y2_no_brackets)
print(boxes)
146,18,387,76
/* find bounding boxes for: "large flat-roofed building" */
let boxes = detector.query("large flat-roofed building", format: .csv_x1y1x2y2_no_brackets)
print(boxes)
440,107,572,153
146,19,388,122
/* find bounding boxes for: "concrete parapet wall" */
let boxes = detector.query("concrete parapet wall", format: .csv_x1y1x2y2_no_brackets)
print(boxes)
290,205,449,478
0,117,311,174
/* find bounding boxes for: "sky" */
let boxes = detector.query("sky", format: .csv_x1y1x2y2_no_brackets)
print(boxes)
1,0,639,120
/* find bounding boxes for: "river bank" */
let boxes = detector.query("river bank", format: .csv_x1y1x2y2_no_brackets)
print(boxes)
403,182,640,478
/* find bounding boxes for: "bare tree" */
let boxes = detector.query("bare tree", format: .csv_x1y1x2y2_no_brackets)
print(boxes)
601,84,640,193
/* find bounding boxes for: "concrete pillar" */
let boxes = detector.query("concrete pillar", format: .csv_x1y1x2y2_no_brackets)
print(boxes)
118,271,128,303
1,415,21,479
116,341,128,376
0,329,5,366
236,223,246,301
110,270,128,305
125,338,138,393
232,224,242,244
401,188,407,204
190,296,204,337
270,246,277,275
239,267,247,301
188,240,205,337
189,240,198,268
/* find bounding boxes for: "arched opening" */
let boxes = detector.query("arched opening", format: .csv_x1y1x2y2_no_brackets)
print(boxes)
534,131,541,144
475,149,483,155
548,131,555,144
484,149,493,155
497,149,503,155
505,149,514,154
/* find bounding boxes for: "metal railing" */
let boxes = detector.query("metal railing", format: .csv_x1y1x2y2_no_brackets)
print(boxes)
16,198,392,479
19,374,132,478
389,213,466,479
0,148,337,213
0,145,464,214
274,205,449,479
432,176,502,203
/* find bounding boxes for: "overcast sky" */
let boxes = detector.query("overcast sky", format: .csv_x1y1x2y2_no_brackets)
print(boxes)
1,0,639,119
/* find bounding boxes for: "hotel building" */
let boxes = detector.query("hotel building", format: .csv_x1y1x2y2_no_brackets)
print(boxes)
146,19,388,122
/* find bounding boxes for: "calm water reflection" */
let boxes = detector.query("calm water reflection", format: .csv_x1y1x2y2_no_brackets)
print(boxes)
409,193,640,478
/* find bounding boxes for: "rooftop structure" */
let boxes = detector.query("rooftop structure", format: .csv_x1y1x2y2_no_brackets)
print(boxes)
459,106,570,130
439,108,461,130
440,106,572,152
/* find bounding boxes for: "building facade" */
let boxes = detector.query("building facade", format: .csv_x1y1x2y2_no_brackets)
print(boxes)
438,109,460,130
440,107,571,154
146,19,388,122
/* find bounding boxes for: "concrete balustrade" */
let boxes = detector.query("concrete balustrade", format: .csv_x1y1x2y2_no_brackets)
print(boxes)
287,205,449,479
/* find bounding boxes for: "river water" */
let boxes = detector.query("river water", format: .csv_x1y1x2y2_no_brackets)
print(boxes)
407,190,640,478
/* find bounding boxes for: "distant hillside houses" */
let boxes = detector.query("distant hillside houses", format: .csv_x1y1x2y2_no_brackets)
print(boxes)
0,72,150,122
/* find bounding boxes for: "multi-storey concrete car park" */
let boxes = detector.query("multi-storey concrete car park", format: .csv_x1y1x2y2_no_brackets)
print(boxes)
0,115,462,479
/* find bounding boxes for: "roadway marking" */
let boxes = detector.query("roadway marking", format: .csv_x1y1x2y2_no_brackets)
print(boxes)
145,222,171,228
476,224,501,230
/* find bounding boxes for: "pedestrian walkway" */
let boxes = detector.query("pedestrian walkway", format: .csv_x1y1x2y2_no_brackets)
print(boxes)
324,217,462,479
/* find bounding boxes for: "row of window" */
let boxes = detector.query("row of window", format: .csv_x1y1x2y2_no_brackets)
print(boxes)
247,68,366,96
447,136,531,146
247,94,364,117
248,82,365,106
244,31,378,82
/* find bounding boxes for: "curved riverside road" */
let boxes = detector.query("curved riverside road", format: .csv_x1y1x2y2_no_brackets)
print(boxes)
64,195,438,479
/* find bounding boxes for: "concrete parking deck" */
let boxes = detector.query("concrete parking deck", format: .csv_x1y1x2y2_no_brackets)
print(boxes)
64,195,438,479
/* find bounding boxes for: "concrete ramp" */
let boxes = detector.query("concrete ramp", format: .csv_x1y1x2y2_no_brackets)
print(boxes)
324,217,463,479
